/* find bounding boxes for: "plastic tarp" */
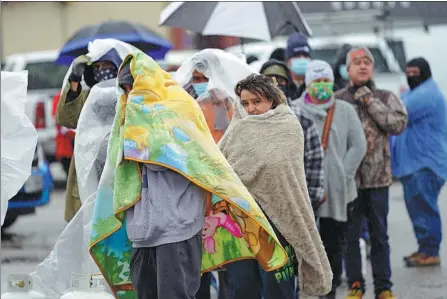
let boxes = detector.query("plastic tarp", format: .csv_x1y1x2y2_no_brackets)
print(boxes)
1,71,38,226
31,39,135,299
173,48,256,100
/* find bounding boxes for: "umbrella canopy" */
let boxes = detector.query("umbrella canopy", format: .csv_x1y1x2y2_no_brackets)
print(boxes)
1,71,38,226
159,1,312,41
56,20,173,65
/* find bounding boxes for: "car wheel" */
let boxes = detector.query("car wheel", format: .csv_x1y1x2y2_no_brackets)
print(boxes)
2,213,18,229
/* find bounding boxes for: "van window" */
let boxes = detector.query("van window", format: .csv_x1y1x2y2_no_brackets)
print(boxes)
312,47,390,73
26,61,69,90
386,39,407,71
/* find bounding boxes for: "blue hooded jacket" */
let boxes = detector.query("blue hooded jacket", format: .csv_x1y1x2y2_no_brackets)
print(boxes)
391,78,447,179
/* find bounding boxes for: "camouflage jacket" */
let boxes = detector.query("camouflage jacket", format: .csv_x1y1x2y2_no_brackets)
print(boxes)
335,85,408,189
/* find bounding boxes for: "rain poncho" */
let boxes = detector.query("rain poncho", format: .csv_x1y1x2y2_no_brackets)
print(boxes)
32,39,136,299
197,88,234,143
174,48,255,100
1,71,38,226
57,39,138,223
88,51,288,298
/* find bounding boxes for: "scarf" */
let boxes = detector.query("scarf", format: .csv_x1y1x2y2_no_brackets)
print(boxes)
218,104,332,296
88,51,288,298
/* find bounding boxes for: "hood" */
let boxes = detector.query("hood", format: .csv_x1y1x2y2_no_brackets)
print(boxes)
333,44,352,79
117,59,134,90
406,57,432,90
84,48,123,88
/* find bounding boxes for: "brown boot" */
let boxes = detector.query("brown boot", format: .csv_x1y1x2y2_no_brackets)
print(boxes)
403,251,422,262
405,254,441,267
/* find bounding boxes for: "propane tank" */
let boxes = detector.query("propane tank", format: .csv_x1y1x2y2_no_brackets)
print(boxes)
1,274,47,299
60,273,114,299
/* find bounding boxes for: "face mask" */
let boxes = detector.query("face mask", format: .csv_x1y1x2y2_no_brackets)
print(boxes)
192,82,208,97
278,85,289,97
290,58,310,76
407,75,423,90
94,66,118,83
308,82,334,101
339,64,349,80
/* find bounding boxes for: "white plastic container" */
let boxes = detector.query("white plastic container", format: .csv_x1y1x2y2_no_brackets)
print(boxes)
360,238,368,276
60,273,114,299
1,274,47,299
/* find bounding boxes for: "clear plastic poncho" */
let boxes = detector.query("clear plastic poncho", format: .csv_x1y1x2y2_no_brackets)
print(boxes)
61,38,139,94
32,39,135,299
1,71,38,226
173,48,256,100
196,88,235,143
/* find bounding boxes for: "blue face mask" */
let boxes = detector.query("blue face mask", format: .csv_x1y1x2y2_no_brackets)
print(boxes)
339,64,349,80
192,82,208,97
290,58,310,76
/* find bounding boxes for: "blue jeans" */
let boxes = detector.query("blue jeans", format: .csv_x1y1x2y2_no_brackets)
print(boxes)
225,223,296,299
401,168,445,257
345,187,392,295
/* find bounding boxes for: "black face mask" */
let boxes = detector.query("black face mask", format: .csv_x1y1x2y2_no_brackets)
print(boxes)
279,85,289,97
406,57,432,91
407,76,424,90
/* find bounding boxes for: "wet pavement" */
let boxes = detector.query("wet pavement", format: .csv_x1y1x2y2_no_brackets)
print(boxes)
1,164,446,298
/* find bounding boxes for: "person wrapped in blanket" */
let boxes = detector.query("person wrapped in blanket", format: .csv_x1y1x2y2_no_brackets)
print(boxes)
218,74,332,299
55,49,122,222
174,48,255,299
118,58,206,299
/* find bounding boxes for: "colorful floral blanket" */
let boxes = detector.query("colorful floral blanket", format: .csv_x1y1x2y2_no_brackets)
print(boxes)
88,51,288,298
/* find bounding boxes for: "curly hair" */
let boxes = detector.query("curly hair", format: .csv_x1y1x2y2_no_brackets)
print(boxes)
234,74,286,109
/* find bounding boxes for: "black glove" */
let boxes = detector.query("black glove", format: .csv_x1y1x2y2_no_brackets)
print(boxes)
69,55,91,83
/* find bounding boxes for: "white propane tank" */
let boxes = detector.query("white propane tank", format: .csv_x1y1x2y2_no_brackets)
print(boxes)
60,273,114,299
1,274,47,299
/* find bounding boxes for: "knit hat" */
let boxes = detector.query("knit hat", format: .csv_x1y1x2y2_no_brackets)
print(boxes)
346,47,375,67
286,32,311,59
305,60,334,86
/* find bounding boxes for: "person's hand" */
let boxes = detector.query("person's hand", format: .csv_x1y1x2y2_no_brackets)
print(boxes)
354,86,373,104
312,194,328,212
69,55,91,82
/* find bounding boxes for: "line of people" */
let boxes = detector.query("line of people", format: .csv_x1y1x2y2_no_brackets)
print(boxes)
52,32,447,299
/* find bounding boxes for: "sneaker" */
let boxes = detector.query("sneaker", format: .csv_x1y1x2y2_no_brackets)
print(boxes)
403,251,422,262
345,282,363,299
405,254,441,267
376,290,396,299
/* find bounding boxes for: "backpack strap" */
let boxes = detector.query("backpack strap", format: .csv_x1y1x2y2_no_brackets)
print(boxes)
321,102,336,152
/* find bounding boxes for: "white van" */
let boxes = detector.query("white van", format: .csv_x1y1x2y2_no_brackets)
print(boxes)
226,34,407,96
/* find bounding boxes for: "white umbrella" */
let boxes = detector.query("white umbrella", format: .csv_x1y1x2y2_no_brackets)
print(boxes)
159,1,312,41
1,71,38,226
